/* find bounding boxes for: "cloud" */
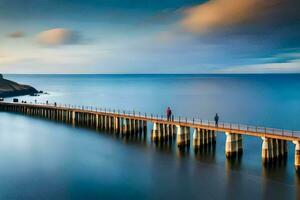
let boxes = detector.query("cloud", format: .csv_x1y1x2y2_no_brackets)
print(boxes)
217,52,300,73
8,31,25,38
218,60,300,73
180,0,280,33
37,28,82,46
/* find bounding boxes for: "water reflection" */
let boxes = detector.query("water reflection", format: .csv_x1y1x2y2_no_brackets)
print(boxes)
261,158,295,199
122,132,147,144
226,156,243,171
152,140,174,153
262,157,288,178
176,145,190,158
194,144,216,163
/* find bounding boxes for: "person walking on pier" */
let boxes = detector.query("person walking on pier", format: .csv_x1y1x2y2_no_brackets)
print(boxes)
166,107,172,121
214,113,219,127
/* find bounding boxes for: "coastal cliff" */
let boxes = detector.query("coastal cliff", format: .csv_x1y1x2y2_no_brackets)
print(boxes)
0,74,38,97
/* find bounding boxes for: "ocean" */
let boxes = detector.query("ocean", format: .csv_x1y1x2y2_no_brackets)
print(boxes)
1,74,300,199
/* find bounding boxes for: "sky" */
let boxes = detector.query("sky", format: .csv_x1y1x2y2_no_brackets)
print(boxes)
0,0,300,74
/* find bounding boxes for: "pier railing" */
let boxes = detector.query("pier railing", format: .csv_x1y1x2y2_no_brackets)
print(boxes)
5,101,300,140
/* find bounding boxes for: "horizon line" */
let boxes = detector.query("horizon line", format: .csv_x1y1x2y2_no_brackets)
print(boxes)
3,73,300,75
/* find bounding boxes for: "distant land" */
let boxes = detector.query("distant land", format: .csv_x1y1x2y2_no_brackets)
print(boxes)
0,74,38,97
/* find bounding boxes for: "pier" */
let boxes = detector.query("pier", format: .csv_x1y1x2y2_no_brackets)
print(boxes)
1,101,300,171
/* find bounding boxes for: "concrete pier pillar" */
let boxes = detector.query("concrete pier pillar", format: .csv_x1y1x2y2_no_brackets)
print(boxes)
105,115,109,130
104,116,108,130
193,128,201,148
225,132,243,158
176,126,190,147
123,118,129,134
88,114,92,126
108,116,111,130
132,119,136,133
293,141,300,171
119,118,123,134
81,113,84,125
161,124,166,140
166,124,171,138
129,119,133,134
99,115,103,129
133,119,137,133
95,114,99,130
139,120,143,132
82,113,85,125
114,117,119,132
109,116,113,131
201,129,210,145
64,111,67,123
193,129,216,148
262,137,272,162
151,123,159,141
204,129,210,145
262,137,288,163
72,111,76,126
100,115,104,129
127,119,131,134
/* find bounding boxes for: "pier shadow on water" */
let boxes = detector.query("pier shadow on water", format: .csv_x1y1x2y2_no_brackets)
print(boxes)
121,132,147,144
151,140,174,153
176,145,191,158
262,157,288,178
194,144,216,163
225,155,243,170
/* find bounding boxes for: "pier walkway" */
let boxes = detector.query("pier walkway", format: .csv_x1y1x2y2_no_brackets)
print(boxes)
1,101,300,170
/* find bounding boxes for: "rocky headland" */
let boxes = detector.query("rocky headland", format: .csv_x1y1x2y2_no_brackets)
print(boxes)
0,74,38,97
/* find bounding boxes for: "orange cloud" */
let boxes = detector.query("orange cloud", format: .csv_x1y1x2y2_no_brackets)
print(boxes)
180,0,279,33
37,28,81,46
8,31,25,38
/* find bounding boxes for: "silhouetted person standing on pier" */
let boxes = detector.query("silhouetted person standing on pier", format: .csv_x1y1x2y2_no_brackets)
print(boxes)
166,107,172,121
214,113,219,127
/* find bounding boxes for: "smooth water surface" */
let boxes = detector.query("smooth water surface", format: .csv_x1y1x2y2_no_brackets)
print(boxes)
1,74,300,199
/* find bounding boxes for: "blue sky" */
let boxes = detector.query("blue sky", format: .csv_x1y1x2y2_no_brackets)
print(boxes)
0,0,300,73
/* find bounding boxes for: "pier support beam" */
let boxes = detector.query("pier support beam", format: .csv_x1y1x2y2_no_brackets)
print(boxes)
122,118,129,135
262,137,287,163
114,117,119,132
293,141,300,171
95,114,99,130
225,132,243,158
193,129,216,148
152,123,170,142
176,126,190,147
72,111,76,126
108,116,112,131
151,123,160,142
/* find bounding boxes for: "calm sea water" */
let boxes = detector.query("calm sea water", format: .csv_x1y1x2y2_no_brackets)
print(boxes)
1,74,300,199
